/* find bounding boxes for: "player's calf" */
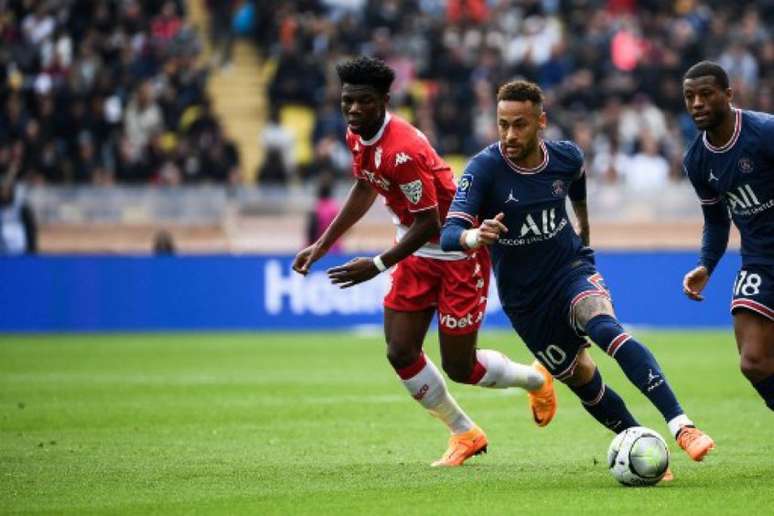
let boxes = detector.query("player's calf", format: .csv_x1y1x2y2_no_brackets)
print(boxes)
584,314,684,422
440,333,544,390
565,366,639,433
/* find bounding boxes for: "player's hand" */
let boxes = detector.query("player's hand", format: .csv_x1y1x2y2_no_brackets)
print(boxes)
327,257,380,288
292,243,326,276
682,266,709,301
479,212,508,245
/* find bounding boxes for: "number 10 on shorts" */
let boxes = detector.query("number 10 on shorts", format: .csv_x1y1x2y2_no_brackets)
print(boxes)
536,344,567,371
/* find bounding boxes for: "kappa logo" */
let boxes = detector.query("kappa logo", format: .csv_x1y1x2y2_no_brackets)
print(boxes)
399,180,423,204
394,152,412,166
738,156,754,174
375,146,382,169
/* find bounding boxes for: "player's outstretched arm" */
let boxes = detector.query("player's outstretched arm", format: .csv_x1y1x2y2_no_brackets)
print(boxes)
327,207,441,288
292,180,377,275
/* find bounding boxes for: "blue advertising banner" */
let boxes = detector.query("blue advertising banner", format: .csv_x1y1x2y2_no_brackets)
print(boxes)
0,252,740,332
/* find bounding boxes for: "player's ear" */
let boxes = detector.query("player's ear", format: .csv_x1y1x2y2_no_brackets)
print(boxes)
724,87,733,105
538,111,547,129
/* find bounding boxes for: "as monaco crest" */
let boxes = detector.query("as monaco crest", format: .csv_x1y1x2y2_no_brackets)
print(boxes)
400,180,423,204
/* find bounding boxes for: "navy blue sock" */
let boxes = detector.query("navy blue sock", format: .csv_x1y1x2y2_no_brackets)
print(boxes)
753,375,774,411
585,314,684,422
568,368,639,433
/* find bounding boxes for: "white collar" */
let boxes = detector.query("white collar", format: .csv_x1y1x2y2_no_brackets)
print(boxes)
359,112,392,146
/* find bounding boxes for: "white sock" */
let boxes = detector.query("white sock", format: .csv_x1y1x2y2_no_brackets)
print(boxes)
397,353,475,435
475,349,545,391
667,414,694,438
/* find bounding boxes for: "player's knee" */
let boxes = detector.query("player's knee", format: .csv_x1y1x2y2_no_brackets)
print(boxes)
386,344,421,370
562,351,597,387
739,352,770,383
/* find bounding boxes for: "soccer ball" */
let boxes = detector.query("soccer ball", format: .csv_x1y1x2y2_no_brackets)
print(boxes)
607,426,670,486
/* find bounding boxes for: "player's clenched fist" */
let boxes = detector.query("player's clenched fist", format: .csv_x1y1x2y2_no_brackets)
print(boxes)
460,212,508,249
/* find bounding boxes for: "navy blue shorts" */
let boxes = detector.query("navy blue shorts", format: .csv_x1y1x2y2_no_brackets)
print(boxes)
504,263,611,381
731,265,774,322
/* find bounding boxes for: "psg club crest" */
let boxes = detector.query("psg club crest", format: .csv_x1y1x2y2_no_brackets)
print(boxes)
738,157,754,174
400,180,423,204
552,180,565,197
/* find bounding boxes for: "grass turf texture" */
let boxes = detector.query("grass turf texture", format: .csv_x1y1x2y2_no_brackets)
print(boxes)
1,330,772,515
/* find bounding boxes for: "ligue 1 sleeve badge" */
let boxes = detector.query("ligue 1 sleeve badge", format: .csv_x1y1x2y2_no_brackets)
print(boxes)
738,157,754,174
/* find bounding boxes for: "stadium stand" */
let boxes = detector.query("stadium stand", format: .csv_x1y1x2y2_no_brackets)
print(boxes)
0,0,769,252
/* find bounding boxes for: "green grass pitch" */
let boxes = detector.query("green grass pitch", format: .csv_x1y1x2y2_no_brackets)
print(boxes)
1,330,772,514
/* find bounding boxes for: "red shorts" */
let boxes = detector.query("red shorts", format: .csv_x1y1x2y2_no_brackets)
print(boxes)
384,249,491,335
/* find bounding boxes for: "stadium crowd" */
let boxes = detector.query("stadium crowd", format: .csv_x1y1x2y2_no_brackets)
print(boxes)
1,1,771,189
258,0,772,189
0,0,241,186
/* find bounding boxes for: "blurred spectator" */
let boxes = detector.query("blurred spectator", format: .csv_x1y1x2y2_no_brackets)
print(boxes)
258,107,295,185
0,145,36,254
255,0,771,189
620,132,670,191
0,0,237,187
306,174,341,253
152,229,176,255
205,0,237,68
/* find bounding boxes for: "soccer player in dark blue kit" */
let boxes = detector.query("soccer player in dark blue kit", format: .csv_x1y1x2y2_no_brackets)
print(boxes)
681,61,774,411
440,80,715,474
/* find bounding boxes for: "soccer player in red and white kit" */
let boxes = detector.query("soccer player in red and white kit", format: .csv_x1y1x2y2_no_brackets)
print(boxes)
293,56,557,467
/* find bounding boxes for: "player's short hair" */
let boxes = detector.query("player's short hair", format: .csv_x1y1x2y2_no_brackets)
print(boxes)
336,56,395,95
683,61,730,90
496,80,544,108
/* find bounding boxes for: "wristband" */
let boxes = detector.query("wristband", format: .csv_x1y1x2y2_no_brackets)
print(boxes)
373,255,387,273
463,229,480,249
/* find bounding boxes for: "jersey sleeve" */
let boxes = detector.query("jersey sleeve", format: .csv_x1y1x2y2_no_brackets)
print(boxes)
684,162,730,274
440,159,488,252
390,148,439,213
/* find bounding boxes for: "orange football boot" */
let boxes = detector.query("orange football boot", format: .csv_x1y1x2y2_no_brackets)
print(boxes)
528,361,558,427
431,426,488,467
676,426,715,461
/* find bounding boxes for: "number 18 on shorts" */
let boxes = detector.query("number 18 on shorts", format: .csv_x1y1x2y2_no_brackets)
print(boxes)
731,266,774,322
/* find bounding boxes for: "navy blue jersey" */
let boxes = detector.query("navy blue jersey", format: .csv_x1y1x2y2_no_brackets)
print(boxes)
684,109,774,269
442,140,593,310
